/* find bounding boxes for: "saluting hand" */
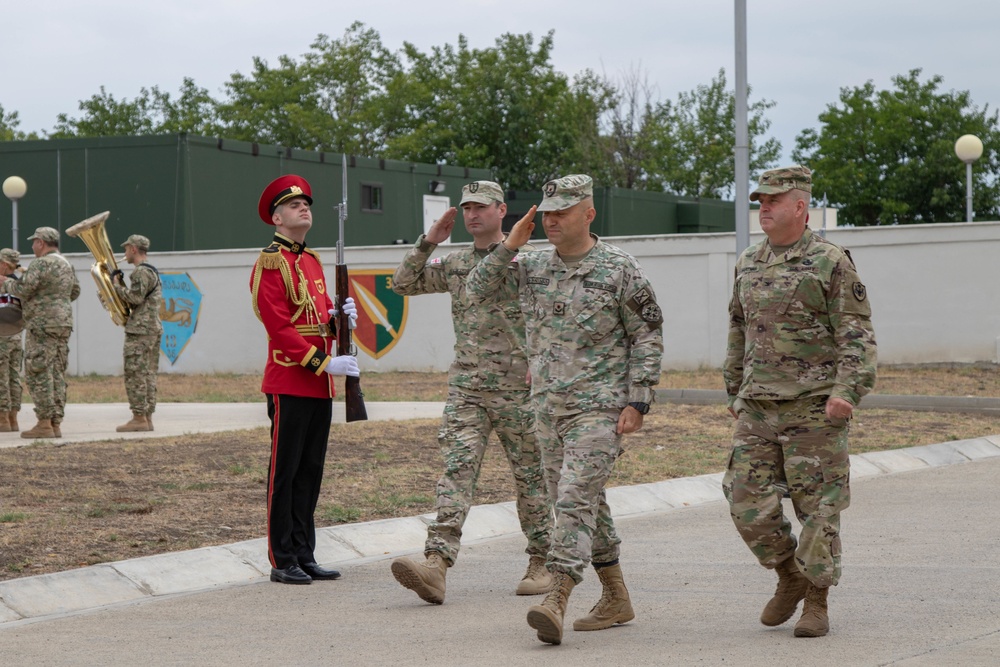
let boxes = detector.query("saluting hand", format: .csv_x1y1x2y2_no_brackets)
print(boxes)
502,205,537,251
425,208,458,245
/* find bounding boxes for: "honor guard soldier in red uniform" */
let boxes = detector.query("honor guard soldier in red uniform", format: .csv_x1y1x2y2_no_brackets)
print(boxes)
250,174,360,585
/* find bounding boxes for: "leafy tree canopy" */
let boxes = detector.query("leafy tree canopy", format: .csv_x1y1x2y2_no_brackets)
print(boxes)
794,69,1000,225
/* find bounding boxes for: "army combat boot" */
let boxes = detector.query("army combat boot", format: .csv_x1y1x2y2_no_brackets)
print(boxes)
516,556,554,595
146,415,154,431
573,562,635,631
390,552,447,604
21,419,55,439
794,584,830,637
9,410,19,432
527,571,576,645
0,411,11,432
51,419,62,438
117,413,150,432
760,556,809,626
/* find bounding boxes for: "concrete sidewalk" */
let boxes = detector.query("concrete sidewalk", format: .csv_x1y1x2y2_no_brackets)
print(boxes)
0,423,999,664
0,401,447,449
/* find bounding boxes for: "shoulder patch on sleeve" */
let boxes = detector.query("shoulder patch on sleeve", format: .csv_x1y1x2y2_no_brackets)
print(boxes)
852,282,867,302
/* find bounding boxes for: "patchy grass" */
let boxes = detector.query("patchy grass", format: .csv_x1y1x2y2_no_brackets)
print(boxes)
0,365,996,582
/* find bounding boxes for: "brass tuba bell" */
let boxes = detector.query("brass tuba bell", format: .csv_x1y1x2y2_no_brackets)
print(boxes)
66,211,131,327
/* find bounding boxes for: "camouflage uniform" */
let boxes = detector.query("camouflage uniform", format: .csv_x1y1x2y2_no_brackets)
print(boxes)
392,234,552,566
723,223,877,588
113,250,163,419
467,233,664,583
0,333,22,414
0,244,81,423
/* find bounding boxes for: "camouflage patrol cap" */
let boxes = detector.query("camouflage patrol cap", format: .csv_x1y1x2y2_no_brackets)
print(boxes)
120,234,150,250
460,181,504,206
0,248,20,269
537,174,594,211
27,226,60,244
750,165,812,201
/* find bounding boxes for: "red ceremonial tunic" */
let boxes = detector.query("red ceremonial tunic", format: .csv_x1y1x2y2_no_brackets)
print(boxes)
250,233,337,399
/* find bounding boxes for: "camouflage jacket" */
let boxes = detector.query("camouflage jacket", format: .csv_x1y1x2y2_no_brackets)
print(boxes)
467,235,664,416
724,228,877,406
392,234,529,392
0,252,80,333
114,262,163,335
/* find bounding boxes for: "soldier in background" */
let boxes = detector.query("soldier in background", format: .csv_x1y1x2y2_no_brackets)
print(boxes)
0,248,24,432
723,165,877,638
467,175,664,645
389,181,553,605
111,234,163,432
0,227,80,439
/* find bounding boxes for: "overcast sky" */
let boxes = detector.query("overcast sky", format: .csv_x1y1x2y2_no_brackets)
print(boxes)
4,0,998,165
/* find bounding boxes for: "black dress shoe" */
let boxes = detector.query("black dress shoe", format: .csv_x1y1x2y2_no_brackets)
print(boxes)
270,565,312,584
300,562,341,580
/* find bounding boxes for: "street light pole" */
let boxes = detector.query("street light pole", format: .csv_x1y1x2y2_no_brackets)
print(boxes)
954,134,983,223
2,176,27,252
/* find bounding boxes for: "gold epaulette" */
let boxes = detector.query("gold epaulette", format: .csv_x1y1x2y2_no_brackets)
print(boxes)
257,243,285,271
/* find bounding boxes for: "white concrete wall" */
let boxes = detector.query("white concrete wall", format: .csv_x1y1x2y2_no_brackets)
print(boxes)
59,221,1000,375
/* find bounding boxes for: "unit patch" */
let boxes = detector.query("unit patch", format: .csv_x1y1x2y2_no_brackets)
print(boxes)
852,282,867,302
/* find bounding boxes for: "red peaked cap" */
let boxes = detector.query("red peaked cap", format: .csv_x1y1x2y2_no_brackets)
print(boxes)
258,174,313,224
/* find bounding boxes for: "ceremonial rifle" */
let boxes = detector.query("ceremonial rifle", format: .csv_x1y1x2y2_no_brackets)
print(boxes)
335,154,368,422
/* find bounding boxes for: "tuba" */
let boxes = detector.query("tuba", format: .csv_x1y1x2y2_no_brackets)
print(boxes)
66,211,131,327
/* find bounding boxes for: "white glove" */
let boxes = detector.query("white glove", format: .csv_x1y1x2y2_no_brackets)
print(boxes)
325,355,360,377
328,297,358,330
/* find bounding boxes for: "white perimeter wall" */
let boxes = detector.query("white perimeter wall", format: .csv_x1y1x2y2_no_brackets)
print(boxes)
61,221,1000,376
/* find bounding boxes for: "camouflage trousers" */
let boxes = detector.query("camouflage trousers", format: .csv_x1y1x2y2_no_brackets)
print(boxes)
0,334,23,412
536,409,623,584
24,328,70,422
123,333,161,416
426,387,553,565
722,396,851,588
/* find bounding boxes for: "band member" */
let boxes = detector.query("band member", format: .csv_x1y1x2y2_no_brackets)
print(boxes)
250,174,360,585
112,234,162,432
0,248,24,432
0,227,80,439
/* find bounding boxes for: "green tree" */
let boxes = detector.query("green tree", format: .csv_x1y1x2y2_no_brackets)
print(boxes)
50,80,220,138
387,31,613,190
0,104,40,141
793,69,1000,225
642,69,780,198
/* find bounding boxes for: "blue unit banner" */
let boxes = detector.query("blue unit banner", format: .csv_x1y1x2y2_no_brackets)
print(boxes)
159,272,203,365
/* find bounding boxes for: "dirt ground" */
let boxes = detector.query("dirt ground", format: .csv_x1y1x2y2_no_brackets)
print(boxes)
0,365,998,581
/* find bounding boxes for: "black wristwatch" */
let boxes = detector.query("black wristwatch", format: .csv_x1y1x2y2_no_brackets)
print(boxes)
628,402,650,415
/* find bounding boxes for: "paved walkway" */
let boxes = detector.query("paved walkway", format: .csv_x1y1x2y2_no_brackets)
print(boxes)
0,402,998,665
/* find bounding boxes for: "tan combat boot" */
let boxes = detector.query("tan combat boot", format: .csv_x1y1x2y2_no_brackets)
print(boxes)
794,584,830,637
527,571,576,645
0,410,11,432
117,413,150,432
51,420,62,438
516,555,554,595
573,562,635,631
9,410,19,432
760,556,809,626
21,419,55,439
390,552,447,604
146,415,154,431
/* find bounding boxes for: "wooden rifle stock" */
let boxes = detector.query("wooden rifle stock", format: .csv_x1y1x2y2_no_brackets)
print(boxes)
335,263,367,422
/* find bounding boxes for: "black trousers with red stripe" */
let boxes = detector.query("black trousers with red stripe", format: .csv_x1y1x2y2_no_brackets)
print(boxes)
266,394,332,570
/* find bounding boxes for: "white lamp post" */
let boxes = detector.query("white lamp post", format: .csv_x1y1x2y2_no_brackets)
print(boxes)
2,176,27,252
954,134,983,223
